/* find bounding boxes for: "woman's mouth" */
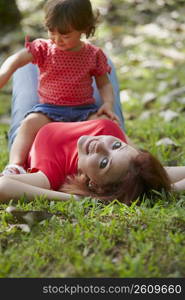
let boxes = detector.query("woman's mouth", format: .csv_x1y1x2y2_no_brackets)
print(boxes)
86,139,98,154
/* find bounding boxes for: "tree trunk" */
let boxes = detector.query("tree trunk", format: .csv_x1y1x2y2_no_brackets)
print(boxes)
0,0,21,32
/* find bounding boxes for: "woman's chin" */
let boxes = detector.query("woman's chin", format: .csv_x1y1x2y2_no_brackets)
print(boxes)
77,135,88,153
78,135,87,145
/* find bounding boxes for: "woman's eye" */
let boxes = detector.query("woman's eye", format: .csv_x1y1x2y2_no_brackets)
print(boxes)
112,141,122,149
100,157,108,169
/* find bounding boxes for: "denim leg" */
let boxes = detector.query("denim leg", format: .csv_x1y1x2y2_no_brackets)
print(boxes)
8,64,39,148
92,57,125,130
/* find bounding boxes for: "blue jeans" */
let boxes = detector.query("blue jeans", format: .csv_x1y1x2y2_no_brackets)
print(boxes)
8,59,125,148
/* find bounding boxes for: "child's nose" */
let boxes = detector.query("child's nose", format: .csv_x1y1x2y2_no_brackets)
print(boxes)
55,34,63,44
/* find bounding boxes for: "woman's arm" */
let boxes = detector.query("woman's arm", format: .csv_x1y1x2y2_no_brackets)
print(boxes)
0,49,33,88
164,166,185,183
164,166,185,191
0,172,80,203
171,179,185,191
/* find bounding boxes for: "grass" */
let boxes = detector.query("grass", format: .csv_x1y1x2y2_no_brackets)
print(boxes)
0,0,185,278
0,197,184,277
0,99,185,277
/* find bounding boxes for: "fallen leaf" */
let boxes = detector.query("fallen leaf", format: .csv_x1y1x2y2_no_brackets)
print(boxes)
120,90,130,103
136,23,169,39
6,206,53,226
159,109,179,122
7,224,31,233
142,92,157,107
177,97,185,104
156,137,179,148
159,47,185,61
160,86,185,105
139,111,153,120
157,81,168,92
122,35,143,47
125,113,137,120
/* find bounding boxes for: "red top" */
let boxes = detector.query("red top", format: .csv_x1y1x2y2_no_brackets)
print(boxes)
27,119,127,190
25,39,111,106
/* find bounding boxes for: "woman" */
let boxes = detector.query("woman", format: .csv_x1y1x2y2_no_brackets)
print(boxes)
0,119,168,203
1,116,185,204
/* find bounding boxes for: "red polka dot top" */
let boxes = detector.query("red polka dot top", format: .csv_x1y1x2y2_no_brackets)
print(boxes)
25,38,111,106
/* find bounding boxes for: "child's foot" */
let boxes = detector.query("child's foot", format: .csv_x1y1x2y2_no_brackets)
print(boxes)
0,164,26,176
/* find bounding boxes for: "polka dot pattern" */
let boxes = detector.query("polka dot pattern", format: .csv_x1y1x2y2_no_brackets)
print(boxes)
25,39,111,106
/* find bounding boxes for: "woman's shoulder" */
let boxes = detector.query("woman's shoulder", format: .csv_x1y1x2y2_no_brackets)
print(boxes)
36,119,122,137
94,119,127,141
93,118,119,127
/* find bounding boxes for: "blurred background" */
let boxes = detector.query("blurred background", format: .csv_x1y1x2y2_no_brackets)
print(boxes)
0,0,185,147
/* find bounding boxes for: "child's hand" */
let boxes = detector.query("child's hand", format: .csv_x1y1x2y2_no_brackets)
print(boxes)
97,103,120,124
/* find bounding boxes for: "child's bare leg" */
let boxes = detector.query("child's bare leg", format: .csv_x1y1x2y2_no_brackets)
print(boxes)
9,113,51,167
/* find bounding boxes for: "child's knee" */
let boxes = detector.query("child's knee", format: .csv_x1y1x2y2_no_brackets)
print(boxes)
21,116,37,131
0,177,8,200
21,113,50,131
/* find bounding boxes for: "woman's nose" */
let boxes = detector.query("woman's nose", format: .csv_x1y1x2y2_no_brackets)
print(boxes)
95,141,108,154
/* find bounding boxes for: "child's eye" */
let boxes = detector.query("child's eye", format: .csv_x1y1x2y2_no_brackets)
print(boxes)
100,157,108,169
112,141,122,149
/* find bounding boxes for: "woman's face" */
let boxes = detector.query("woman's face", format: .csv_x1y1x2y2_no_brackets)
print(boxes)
77,135,139,185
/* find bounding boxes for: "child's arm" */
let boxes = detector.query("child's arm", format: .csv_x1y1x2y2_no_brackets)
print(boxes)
95,74,120,123
0,49,33,89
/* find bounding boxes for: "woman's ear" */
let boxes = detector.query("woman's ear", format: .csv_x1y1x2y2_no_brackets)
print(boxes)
88,180,98,192
88,180,104,194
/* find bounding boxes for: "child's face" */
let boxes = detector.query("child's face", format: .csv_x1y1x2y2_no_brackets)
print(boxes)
48,29,83,51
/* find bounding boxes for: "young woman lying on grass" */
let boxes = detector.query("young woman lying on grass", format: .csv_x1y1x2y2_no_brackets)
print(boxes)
0,117,185,205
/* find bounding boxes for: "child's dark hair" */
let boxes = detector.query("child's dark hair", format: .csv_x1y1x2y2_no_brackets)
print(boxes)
44,0,99,38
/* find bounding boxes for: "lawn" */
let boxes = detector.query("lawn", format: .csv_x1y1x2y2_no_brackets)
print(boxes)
0,0,185,278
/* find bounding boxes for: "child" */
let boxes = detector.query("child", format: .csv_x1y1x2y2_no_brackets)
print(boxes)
0,0,119,175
